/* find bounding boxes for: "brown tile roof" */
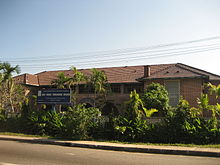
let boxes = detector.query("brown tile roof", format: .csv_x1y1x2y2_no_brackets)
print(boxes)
25,74,39,86
35,65,146,85
177,63,220,80
13,63,220,86
14,73,39,86
13,74,25,84
36,70,73,86
140,63,220,81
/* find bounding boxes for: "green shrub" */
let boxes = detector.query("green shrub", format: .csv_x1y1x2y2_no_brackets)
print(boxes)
114,116,149,142
142,83,169,115
0,113,6,131
161,98,220,144
20,110,47,135
18,104,101,139
60,104,101,139
113,90,157,142
44,111,64,137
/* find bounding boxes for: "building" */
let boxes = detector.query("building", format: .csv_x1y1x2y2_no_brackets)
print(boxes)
14,63,220,116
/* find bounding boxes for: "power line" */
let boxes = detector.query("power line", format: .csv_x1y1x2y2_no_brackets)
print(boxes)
6,43,220,63
3,35,220,62
19,46,220,68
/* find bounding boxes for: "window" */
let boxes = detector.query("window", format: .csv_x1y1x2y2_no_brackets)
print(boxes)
79,85,94,94
165,80,180,107
111,84,121,93
124,83,143,94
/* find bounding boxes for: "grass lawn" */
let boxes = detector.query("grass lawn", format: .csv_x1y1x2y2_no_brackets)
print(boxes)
0,132,50,138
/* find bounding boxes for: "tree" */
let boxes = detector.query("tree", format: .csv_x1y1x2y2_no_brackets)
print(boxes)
87,69,110,107
68,66,86,88
142,83,169,115
0,62,24,114
51,72,69,89
0,62,20,82
68,66,86,104
51,72,70,112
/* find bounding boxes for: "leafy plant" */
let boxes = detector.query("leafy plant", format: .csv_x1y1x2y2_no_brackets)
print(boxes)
87,68,110,108
0,62,25,115
125,90,158,120
114,117,149,142
207,82,220,98
113,90,157,142
51,72,69,89
61,104,101,139
142,83,169,115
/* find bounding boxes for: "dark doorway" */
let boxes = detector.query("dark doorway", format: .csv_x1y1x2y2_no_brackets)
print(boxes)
102,102,119,116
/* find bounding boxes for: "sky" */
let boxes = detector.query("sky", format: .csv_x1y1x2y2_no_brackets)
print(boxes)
0,0,220,75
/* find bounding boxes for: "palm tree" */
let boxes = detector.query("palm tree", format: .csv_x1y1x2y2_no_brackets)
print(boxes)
0,62,3,83
0,73,3,84
67,66,85,88
88,68,110,107
0,62,20,82
51,72,70,112
0,62,21,113
51,72,69,89
67,66,86,104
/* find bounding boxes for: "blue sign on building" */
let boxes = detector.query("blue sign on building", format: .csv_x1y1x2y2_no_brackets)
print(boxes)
37,89,71,105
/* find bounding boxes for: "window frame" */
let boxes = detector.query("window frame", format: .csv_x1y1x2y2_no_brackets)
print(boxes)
164,80,180,107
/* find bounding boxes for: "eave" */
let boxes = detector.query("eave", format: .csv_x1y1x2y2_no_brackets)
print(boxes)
137,75,209,82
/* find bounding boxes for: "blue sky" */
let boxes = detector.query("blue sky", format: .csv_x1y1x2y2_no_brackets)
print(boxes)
0,0,220,75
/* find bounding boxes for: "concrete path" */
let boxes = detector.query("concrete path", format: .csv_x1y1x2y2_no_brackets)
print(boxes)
0,135,219,157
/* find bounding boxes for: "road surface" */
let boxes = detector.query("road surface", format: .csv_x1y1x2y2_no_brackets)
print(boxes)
0,140,219,165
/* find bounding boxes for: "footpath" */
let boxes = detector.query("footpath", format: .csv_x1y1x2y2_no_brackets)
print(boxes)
0,135,220,157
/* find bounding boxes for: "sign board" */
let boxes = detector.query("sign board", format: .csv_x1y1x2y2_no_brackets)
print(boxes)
37,89,71,104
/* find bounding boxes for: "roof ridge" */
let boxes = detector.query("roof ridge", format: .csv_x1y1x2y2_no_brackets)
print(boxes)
176,63,208,78
35,70,72,75
177,63,220,78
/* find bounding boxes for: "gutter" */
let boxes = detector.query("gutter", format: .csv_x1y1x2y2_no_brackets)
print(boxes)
137,76,208,82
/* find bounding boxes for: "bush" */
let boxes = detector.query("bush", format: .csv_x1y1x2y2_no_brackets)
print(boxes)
59,104,101,139
161,98,220,144
20,110,48,135
142,83,169,115
113,90,157,142
114,116,150,142
18,104,101,139
1,91,219,144
0,113,6,131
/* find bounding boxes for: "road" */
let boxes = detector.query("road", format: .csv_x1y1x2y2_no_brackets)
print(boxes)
0,140,219,165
